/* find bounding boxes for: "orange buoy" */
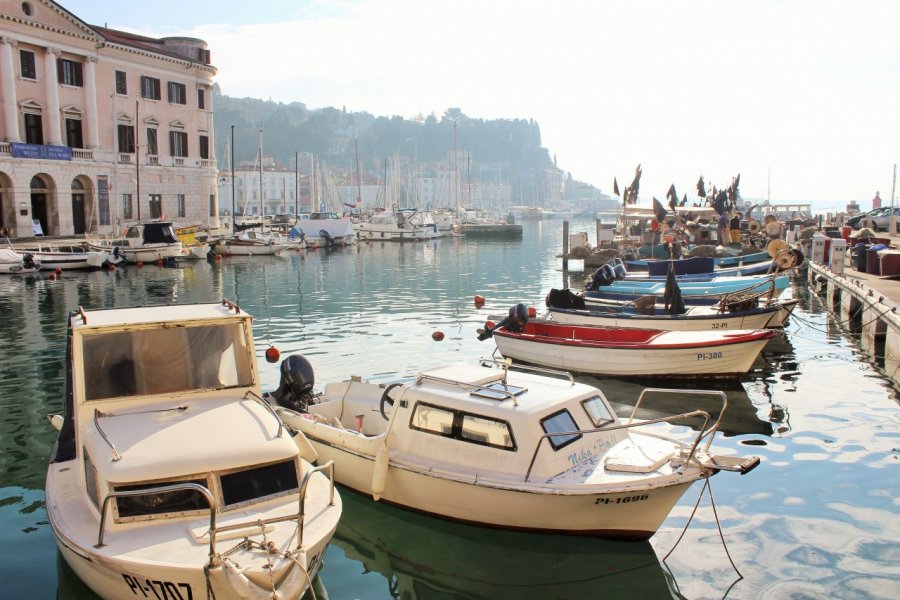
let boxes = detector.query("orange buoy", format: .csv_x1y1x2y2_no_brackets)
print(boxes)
107,263,116,271
54,267,63,275
485,320,496,329
665,234,675,244
432,331,445,341
214,253,222,260
136,261,143,268
474,295,485,306
48,273,56,281
528,306,537,318
265,346,280,363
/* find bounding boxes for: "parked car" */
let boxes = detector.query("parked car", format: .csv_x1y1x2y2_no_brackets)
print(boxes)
848,207,891,230
870,206,900,231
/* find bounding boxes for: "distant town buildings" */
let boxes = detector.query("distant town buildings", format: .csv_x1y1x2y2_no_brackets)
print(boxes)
0,1,217,237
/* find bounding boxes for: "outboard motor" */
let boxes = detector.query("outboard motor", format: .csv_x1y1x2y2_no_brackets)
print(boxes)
477,303,530,340
609,258,627,280
585,264,616,291
319,229,334,246
268,355,317,412
22,253,36,270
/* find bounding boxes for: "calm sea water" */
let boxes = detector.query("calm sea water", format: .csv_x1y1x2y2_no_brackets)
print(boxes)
1,219,898,600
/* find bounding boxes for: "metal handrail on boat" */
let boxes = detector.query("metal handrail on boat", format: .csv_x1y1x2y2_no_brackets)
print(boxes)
628,388,728,453
244,390,284,438
94,462,336,564
93,409,121,462
416,373,523,405
523,408,714,483
478,358,576,386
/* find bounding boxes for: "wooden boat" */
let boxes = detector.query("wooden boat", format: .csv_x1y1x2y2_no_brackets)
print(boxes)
625,251,771,273
547,300,788,331
87,222,183,263
268,357,759,540
212,230,296,255
480,308,775,378
46,300,342,600
623,260,773,281
585,273,790,305
0,248,41,274
579,295,799,326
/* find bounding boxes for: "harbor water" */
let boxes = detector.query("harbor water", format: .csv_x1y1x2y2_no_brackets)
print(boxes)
1,219,898,599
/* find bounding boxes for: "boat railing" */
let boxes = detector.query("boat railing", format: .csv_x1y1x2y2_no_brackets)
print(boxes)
244,390,285,438
478,358,575,386
94,462,336,564
524,388,728,482
416,373,523,405
716,277,778,310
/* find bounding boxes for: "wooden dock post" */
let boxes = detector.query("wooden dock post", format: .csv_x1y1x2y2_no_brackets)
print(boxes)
562,220,569,267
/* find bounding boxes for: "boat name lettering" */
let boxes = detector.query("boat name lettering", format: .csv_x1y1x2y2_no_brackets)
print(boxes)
122,574,193,600
595,494,650,505
711,322,729,329
697,351,723,360
567,439,613,467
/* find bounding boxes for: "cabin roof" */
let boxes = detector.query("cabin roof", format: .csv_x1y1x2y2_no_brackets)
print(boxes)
72,302,246,330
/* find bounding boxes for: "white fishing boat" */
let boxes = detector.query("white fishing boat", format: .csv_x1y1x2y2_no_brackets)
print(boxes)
87,222,183,263
0,248,41,274
21,245,108,270
355,206,440,241
212,230,297,256
46,300,342,600
267,356,759,540
295,212,356,246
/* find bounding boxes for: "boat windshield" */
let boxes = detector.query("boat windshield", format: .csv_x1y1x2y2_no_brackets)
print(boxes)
80,322,254,400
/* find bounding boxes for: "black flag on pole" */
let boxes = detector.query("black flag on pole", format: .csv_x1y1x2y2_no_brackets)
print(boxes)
613,177,620,196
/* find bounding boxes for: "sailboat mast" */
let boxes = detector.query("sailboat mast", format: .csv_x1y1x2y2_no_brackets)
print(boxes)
258,129,263,218
354,138,362,209
230,125,235,233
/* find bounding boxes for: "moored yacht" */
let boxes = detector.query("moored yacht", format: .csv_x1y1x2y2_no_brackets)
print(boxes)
354,206,440,241
87,221,183,263
46,300,342,599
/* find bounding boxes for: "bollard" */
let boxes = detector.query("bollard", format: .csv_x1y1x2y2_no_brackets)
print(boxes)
830,238,847,274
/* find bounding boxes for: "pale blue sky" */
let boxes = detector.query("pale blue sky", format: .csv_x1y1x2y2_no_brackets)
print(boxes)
57,0,900,206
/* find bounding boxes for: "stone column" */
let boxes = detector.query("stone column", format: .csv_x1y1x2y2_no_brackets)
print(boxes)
84,56,99,148
43,47,62,145
0,37,21,142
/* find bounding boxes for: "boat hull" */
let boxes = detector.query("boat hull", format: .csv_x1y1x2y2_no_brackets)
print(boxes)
32,251,105,270
548,305,781,331
212,241,293,255
492,327,773,377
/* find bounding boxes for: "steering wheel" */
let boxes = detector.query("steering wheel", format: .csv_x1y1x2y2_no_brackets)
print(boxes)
379,383,403,421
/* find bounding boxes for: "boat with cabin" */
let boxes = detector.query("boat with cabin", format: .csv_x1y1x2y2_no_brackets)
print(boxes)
46,300,342,600
267,356,759,540
87,222,183,263
354,206,440,241
295,212,356,246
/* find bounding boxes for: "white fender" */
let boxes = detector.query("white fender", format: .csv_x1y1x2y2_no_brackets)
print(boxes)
49,414,64,431
293,429,319,464
371,443,390,501
221,553,308,600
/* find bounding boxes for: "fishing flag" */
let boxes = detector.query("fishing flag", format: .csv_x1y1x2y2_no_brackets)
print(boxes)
697,176,706,199
652,197,668,223
613,177,620,196
664,262,686,315
666,184,677,211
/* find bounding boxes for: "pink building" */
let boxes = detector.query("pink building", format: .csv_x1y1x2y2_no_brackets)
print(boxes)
0,0,218,238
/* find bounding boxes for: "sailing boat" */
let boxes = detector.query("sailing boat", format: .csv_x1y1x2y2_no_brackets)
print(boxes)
212,131,298,256
354,155,440,241
294,157,355,246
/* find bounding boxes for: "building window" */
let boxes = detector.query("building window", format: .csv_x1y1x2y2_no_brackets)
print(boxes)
146,128,158,155
19,49,36,79
169,131,188,157
209,194,216,217
199,135,209,159
65,118,83,148
57,58,83,87
197,88,206,110
24,113,42,144
149,194,162,219
115,70,127,95
167,82,186,105
122,194,133,220
140,76,160,100
177,194,185,218
117,124,135,153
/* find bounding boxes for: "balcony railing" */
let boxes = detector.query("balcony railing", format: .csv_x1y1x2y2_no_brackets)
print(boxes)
118,153,132,164
147,155,159,166
0,142,10,155
72,149,94,160
174,157,185,166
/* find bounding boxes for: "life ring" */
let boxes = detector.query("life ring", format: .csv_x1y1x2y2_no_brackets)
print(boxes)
379,383,402,420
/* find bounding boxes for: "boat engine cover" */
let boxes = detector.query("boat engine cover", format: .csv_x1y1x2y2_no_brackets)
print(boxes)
271,355,316,411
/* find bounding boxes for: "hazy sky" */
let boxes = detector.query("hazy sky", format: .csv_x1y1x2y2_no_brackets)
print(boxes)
60,0,900,206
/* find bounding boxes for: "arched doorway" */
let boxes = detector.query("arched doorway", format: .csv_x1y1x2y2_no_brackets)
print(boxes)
71,178,86,235
30,175,49,236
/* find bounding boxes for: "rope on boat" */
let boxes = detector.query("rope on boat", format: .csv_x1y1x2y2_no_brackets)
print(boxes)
662,477,743,586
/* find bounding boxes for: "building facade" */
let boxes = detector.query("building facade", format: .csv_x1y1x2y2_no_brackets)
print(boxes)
0,0,217,238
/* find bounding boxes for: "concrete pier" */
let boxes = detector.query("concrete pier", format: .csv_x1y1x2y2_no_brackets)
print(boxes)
807,259,900,385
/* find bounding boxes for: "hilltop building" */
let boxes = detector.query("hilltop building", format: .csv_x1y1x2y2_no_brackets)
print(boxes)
0,0,217,238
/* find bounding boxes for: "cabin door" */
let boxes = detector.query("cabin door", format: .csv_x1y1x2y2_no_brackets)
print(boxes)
72,193,86,234
31,193,47,236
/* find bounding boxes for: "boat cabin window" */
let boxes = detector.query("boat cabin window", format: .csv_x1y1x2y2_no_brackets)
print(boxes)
581,395,616,428
410,402,516,451
114,477,209,519
80,322,253,400
220,459,299,509
541,410,582,450
124,226,141,238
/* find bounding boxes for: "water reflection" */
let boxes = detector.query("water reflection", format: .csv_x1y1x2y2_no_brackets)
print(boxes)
325,489,677,600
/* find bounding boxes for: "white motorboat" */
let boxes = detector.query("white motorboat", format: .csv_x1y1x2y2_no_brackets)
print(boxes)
295,212,356,246
88,221,183,263
46,300,342,600
269,356,758,540
0,248,41,274
21,245,108,270
354,207,440,241
213,230,297,256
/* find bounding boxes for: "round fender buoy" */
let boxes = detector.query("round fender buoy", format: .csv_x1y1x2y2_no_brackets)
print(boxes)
432,331,445,341
107,264,116,271
665,234,675,244
136,261,143,268
54,267,63,275
48,273,56,281
528,306,537,318
485,320,496,329
265,346,280,363
474,295,485,306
